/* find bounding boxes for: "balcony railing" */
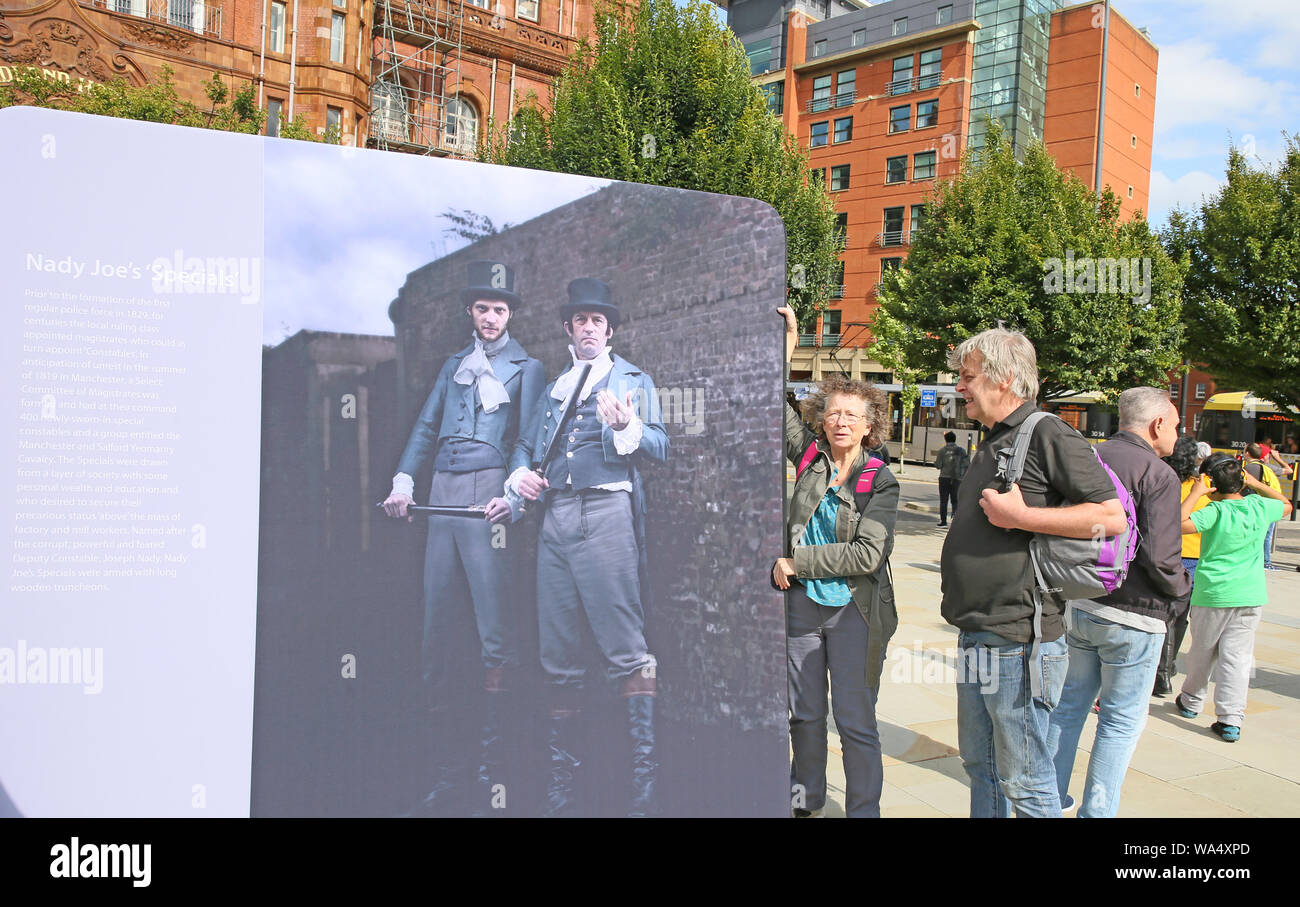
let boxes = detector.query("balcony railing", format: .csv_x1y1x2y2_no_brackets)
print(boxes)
806,90,857,113
833,233,848,250
886,72,942,96
822,333,842,346
876,230,913,248
797,333,818,347
87,0,223,37
830,284,844,299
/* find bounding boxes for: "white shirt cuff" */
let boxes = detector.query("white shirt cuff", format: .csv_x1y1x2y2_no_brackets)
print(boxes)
505,466,535,495
392,472,414,498
611,415,643,455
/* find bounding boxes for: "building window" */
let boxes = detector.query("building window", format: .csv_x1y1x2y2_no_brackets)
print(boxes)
882,207,904,245
910,204,926,237
333,0,345,6
813,39,827,58
371,80,407,141
886,155,907,183
831,164,851,191
1127,185,1134,199
746,38,774,76
330,12,345,63
1131,134,1138,148
913,150,936,180
446,96,479,153
266,98,282,138
811,75,832,112
890,55,913,95
809,121,829,148
326,105,341,136
893,17,907,36
823,309,842,339
833,116,852,143
811,167,825,187
937,4,952,25
918,49,941,89
516,0,539,21
852,29,865,47
836,70,856,106
761,81,784,115
916,99,938,128
1135,83,1141,97
830,266,844,300
888,105,910,134
269,1,286,53
1195,383,1206,400
881,257,903,275
834,212,848,249
1169,382,1179,400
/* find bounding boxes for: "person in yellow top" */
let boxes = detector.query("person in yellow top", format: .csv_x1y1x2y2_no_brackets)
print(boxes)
1243,443,1284,569
1154,436,1208,696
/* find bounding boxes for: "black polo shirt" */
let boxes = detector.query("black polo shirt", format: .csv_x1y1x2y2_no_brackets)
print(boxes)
940,402,1118,643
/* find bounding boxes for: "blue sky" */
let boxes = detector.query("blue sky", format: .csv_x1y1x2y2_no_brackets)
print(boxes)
1108,0,1298,227
686,0,1296,228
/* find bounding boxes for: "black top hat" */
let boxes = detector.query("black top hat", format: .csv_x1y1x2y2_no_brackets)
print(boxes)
560,277,620,329
460,260,522,308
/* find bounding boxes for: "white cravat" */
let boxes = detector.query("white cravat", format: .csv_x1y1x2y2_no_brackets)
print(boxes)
453,331,511,413
550,346,613,404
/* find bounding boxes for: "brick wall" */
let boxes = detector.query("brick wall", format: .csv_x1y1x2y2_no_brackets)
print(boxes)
391,181,789,732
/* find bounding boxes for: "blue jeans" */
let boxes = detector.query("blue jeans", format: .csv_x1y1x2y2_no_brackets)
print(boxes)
1263,522,1276,567
956,631,1069,818
1048,607,1164,818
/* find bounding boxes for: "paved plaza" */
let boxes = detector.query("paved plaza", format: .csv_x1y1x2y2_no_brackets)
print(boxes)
791,464,1300,818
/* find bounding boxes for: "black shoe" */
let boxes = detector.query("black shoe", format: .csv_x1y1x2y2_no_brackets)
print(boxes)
469,691,507,817
1152,675,1172,697
937,521,947,527
627,695,658,818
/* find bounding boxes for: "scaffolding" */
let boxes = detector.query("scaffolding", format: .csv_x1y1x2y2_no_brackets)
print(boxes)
369,0,466,155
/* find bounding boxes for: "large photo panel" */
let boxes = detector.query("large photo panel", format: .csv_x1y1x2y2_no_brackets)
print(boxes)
253,140,791,817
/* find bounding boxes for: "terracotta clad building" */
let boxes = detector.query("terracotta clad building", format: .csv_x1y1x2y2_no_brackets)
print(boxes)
722,0,1159,381
1,0,593,151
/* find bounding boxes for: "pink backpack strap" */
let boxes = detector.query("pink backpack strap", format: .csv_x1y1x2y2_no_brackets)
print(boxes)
796,442,820,478
855,456,885,494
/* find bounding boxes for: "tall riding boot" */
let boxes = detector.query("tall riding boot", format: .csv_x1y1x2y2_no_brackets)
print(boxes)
470,667,509,817
542,707,582,818
404,706,470,817
624,671,659,818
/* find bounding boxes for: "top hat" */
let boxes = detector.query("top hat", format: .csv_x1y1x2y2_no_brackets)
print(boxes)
460,260,522,309
560,277,620,330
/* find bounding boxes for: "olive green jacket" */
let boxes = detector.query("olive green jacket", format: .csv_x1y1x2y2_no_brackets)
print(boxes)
785,401,900,688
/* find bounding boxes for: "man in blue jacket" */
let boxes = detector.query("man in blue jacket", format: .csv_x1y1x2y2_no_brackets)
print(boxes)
383,259,544,815
512,278,669,816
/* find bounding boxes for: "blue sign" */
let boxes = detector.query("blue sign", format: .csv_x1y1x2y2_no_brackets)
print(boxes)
920,388,937,408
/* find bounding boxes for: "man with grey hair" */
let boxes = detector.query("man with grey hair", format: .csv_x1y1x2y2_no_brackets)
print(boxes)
1047,387,1190,817
941,328,1127,818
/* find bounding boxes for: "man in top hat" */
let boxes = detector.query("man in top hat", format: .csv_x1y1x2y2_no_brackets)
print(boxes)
510,277,669,817
382,259,544,815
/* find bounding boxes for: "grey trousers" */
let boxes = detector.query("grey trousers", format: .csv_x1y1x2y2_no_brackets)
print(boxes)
1179,605,1262,727
421,466,515,688
537,489,652,688
787,584,882,818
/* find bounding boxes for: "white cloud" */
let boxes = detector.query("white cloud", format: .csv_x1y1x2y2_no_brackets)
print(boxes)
1147,169,1223,224
1153,40,1296,136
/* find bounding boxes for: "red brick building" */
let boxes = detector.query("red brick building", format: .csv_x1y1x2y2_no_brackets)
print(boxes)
723,0,1159,381
1,0,593,149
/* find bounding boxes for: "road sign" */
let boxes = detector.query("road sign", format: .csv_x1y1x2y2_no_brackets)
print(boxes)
920,388,936,408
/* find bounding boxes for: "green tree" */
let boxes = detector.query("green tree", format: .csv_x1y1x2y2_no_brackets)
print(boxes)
0,65,337,143
481,0,838,323
1163,136,1300,415
876,122,1185,401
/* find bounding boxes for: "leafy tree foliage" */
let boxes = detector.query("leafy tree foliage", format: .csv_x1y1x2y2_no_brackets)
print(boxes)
481,0,838,323
876,122,1184,401
0,65,335,142
1163,136,1300,415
